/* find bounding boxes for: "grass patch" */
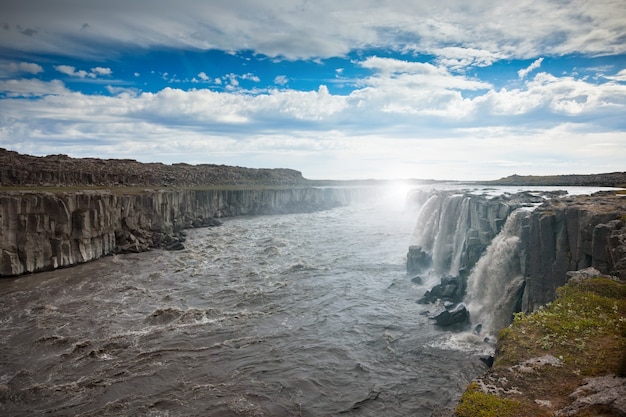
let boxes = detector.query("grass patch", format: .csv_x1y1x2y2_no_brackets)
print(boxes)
456,277,626,416
455,383,528,417
496,278,626,374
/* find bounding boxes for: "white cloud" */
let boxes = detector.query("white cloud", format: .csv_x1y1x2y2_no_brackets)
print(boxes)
0,78,68,97
604,69,626,82
197,71,210,81
55,65,88,78
1,56,625,180
54,64,112,78
1,0,624,61
518,58,544,79
91,67,112,76
242,73,260,82
274,75,288,86
5,61,44,74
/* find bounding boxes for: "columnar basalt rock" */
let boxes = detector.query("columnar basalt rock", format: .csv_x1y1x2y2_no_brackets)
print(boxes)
520,192,626,311
0,187,359,277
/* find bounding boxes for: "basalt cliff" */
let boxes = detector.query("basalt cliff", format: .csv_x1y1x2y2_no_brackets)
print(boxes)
0,149,362,277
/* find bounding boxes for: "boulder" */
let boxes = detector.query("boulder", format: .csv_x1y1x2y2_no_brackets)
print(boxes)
410,275,423,285
417,275,462,304
407,245,431,275
432,303,470,327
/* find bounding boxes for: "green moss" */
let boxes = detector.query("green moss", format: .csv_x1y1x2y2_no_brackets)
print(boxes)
455,384,525,417
458,277,626,416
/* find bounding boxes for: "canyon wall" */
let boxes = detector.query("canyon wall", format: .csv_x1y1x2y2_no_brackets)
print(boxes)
520,192,626,311
0,187,361,277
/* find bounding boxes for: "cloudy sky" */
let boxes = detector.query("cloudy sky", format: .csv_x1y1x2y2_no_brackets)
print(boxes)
1,0,625,180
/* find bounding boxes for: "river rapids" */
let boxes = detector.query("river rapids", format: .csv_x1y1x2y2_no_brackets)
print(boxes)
0,192,490,416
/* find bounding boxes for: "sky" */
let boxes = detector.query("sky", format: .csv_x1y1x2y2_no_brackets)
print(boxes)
1,0,625,181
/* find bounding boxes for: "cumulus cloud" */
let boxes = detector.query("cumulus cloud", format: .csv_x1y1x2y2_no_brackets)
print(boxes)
91,66,112,76
54,65,112,78
518,58,544,79
5,61,44,74
274,75,288,86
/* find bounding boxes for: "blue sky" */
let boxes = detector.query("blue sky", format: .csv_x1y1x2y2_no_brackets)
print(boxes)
1,0,625,180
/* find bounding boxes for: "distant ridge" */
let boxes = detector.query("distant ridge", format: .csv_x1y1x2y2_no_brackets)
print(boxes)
0,148,307,188
486,172,626,188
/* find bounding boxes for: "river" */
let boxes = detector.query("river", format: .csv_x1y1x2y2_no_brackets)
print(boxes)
0,189,495,416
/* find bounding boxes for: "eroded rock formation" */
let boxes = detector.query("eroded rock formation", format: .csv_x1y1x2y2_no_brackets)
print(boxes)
0,187,359,276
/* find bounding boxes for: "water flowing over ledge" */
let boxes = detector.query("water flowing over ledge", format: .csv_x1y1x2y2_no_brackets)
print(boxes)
406,187,626,335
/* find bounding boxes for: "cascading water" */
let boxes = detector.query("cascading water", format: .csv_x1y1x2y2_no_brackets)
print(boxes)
410,191,472,280
408,188,536,336
464,209,530,334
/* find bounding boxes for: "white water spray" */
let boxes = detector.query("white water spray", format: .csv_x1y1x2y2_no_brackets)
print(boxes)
464,209,530,334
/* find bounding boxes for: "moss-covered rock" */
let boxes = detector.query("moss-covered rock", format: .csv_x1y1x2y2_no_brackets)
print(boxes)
455,277,626,417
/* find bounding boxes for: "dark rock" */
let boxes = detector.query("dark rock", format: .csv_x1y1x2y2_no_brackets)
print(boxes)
410,275,423,284
479,355,495,367
432,303,470,327
521,194,626,312
417,275,463,304
165,241,185,251
0,186,361,276
407,245,431,275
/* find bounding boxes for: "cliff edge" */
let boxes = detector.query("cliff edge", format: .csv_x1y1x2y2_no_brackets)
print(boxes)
0,149,363,277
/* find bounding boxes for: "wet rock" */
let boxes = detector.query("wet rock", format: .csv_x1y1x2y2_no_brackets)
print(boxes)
432,303,470,327
407,245,431,275
479,355,494,367
417,275,462,304
410,275,423,284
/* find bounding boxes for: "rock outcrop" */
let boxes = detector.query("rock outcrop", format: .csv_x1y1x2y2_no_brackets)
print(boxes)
0,187,360,276
520,192,626,311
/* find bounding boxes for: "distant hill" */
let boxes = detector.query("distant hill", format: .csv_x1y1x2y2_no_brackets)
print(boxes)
486,172,626,188
0,148,307,188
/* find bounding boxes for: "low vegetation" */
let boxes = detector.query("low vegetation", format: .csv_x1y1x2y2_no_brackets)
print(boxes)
456,277,626,417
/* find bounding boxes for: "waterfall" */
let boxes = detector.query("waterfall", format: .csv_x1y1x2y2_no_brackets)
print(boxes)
464,209,530,334
411,192,470,277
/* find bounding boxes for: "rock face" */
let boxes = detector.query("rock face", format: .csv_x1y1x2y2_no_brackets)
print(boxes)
520,192,626,311
0,187,359,276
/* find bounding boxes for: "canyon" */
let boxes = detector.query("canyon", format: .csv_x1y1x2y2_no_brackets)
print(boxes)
0,187,362,276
